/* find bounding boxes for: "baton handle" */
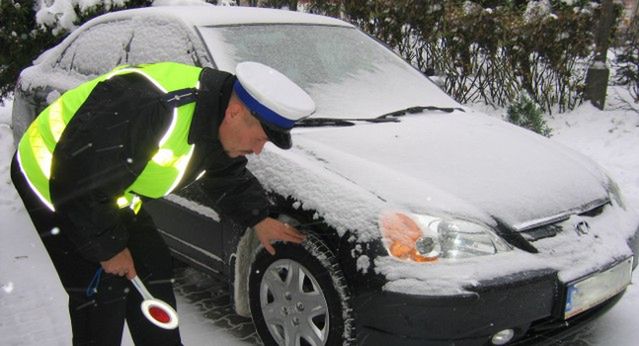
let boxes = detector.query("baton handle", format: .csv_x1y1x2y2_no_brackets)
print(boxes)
131,276,154,301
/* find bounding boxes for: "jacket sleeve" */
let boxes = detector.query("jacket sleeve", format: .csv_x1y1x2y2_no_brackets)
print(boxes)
199,156,270,229
56,190,131,262
50,74,170,262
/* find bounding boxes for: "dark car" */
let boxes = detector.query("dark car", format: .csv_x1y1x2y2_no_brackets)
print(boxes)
12,5,639,346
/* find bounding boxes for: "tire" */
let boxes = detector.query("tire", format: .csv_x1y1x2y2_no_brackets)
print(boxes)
249,234,355,346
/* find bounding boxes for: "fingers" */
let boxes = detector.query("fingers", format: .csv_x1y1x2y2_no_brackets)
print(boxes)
282,223,305,239
281,225,305,243
103,267,125,277
125,267,137,280
100,248,137,279
264,242,276,255
256,232,277,255
254,219,309,256
104,267,135,278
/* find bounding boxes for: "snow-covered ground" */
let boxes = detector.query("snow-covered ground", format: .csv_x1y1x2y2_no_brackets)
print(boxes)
1,84,638,345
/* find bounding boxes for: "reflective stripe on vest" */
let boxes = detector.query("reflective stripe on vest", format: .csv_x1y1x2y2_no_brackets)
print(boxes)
17,62,203,212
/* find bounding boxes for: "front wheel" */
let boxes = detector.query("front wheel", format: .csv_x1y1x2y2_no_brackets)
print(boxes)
249,234,354,346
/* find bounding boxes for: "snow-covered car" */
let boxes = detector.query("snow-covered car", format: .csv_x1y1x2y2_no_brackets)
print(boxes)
11,5,639,346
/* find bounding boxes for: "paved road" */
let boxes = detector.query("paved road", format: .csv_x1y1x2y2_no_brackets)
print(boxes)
172,266,262,345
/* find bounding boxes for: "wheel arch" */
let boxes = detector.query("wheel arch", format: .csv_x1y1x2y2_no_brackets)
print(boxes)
228,206,349,319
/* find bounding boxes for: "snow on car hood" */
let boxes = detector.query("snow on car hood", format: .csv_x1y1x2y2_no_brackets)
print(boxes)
251,110,610,232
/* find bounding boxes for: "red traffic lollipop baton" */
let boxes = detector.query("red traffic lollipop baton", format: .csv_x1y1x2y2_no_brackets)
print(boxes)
130,276,179,330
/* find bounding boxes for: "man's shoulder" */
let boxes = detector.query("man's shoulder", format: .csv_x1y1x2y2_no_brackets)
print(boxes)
106,72,166,97
199,67,236,92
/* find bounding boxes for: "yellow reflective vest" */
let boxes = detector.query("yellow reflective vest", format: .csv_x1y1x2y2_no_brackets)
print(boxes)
17,62,202,213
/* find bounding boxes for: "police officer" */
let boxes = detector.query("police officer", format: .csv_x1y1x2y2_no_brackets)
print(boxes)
11,61,314,345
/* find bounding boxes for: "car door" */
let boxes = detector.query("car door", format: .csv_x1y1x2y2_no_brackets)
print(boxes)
125,16,227,274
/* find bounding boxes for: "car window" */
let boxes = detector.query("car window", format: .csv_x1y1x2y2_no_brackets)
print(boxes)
127,17,198,66
199,24,460,119
56,20,132,76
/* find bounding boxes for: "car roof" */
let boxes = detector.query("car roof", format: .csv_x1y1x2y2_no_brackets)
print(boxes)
91,5,354,28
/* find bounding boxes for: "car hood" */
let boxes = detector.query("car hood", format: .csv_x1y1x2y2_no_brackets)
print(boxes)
285,112,610,229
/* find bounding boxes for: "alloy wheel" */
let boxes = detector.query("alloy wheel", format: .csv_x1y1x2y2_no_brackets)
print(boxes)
259,259,329,346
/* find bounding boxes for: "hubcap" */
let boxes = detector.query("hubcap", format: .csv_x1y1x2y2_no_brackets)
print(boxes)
259,259,329,346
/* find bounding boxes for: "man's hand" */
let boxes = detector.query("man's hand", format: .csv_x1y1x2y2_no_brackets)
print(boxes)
254,217,306,255
100,248,137,280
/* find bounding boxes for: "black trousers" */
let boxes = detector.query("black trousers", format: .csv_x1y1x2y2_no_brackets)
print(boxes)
11,156,182,345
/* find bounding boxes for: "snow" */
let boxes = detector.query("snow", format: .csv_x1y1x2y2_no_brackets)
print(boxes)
34,0,218,35
284,113,612,228
35,0,127,34
164,194,220,222
3,3,639,341
249,144,385,241
22,11,203,93
523,0,553,23
2,82,639,343
356,255,370,274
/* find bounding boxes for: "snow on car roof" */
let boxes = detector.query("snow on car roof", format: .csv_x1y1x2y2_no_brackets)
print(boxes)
93,5,353,28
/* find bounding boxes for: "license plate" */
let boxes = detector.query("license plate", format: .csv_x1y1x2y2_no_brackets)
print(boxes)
565,257,633,319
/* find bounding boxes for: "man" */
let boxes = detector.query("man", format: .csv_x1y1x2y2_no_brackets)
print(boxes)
10,61,315,345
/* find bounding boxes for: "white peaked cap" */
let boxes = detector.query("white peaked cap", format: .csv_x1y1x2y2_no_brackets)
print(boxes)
234,61,315,149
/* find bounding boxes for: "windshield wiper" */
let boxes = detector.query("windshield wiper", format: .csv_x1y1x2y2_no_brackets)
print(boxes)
376,105,465,120
295,116,401,127
295,118,356,127
295,106,463,128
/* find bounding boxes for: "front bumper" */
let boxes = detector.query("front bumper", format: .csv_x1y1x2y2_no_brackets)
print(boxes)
353,264,630,345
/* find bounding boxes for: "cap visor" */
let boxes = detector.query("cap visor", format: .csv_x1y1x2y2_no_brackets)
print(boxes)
260,121,292,150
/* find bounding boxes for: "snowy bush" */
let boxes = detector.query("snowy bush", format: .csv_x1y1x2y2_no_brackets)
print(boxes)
0,0,62,103
306,0,341,17
245,0,299,10
616,17,639,102
506,91,552,137
35,0,154,34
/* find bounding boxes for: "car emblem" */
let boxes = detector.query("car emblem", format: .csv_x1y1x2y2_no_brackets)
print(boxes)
575,221,590,236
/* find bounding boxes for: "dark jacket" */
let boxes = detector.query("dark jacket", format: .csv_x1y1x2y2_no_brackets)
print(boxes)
49,67,270,262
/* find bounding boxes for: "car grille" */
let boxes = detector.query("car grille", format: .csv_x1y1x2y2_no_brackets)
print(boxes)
519,203,607,242
520,224,563,242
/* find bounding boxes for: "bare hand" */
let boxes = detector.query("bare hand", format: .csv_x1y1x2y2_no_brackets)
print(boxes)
254,218,306,255
100,248,137,280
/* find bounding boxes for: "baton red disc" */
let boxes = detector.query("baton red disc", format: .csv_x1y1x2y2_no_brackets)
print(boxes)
149,306,171,323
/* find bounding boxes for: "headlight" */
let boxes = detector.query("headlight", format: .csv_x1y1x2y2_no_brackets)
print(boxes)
379,212,512,262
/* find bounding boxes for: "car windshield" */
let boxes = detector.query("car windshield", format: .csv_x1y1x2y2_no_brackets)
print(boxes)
198,24,459,120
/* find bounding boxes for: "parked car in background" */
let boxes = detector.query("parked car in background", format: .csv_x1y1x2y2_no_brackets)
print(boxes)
11,4,639,346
